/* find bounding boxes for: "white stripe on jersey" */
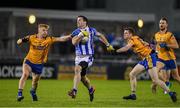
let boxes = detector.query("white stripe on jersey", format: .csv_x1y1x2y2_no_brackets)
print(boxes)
87,28,93,54
82,45,86,54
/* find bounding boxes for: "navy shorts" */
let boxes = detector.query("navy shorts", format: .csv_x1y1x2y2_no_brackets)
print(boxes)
25,59,44,74
157,58,176,70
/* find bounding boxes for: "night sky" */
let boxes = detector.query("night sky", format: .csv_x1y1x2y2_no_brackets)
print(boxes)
0,0,77,10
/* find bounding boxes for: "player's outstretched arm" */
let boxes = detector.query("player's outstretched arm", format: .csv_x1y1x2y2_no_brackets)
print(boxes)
17,36,29,45
54,35,72,42
96,32,115,52
116,43,133,53
96,32,109,46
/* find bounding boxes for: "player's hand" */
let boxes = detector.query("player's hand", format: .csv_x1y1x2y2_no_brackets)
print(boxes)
107,44,115,52
159,43,167,48
80,30,89,37
17,39,22,45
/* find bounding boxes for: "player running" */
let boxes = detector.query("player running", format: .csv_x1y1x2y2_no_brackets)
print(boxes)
68,15,114,102
17,24,71,101
116,27,177,102
151,17,180,94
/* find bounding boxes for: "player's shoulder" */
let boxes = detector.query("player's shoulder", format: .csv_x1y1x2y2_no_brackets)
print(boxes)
71,28,81,36
132,35,140,39
88,27,98,36
155,32,159,36
45,36,52,40
72,28,81,33
27,34,37,38
166,31,173,36
46,35,54,38
29,34,36,37
129,35,141,44
28,34,36,40
89,27,96,30
128,36,138,42
88,27,97,32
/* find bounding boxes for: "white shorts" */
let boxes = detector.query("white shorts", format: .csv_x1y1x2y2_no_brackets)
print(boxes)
75,55,94,67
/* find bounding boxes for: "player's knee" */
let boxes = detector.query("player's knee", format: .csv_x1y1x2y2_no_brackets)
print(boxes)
81,76,85,80
81,76,86,82
75,66,82,74
153,79,159,85
33,78,40,83
129,72,135,78
172,74,180,81
156,67,161,73
151,80,156,84
81,76,89,84
32,80,39,84
21,73,29,80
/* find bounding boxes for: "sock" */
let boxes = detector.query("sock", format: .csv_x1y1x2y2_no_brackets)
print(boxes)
73,88,77,94
18,89,23,96
169,92,173,96
165,81,170,86
131,94,136,97
131,91,136,95
31,88,36,92
88,87,93,93
30,88,37,95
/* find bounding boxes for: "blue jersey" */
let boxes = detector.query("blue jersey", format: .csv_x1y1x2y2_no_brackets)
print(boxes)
71,27,97,55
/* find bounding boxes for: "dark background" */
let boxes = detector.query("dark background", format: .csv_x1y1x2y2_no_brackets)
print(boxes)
0,0,77,10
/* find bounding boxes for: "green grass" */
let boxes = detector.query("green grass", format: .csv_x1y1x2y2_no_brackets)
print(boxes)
0,79,179,107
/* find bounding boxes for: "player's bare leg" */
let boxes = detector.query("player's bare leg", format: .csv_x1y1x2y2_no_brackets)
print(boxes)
172,69,180,84
159,69,167,82
81,76,91,89
157,61,166,81
161,70,170,82
171,62,180,84
30,73,41,101
149,67,169,91
149,67,177,102
162,70,171,94
81,76,95,102
123,64,145,100
73,65,82,90
151,61,164,93
17,63,31,101
68,65,81,98
18,64,31,90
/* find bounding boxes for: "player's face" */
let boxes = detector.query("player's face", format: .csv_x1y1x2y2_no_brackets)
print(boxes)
159,20,168,31
124,30,131,39
77,17,87,28
38,27,48,37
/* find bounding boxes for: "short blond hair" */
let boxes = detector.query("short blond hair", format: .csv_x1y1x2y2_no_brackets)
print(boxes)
38,24,49,29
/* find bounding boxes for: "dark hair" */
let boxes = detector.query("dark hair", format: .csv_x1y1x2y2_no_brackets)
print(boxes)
160,17,168,24
77,15,88,24
124,27,135,35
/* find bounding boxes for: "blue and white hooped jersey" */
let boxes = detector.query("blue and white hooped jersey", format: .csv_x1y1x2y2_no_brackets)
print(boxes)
71,27,97,55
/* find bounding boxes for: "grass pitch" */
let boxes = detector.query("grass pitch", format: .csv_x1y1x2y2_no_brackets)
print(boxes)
0,79,179,107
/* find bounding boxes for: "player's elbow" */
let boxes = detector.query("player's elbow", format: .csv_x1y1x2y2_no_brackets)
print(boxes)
72,40,77,45
176,44,179,48
173,44,179,49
